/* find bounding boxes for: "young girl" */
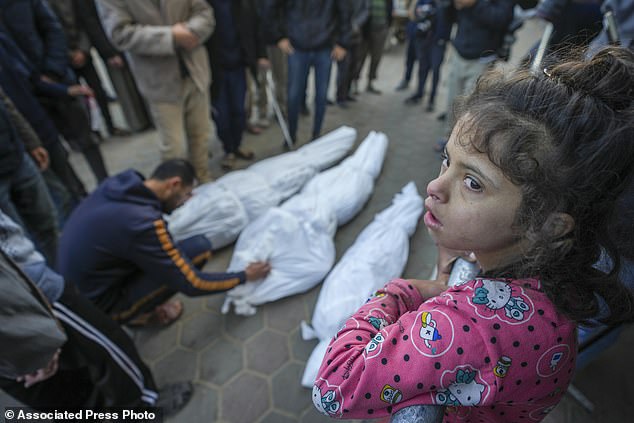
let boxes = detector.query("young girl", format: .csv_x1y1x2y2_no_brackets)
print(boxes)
312,46,634,421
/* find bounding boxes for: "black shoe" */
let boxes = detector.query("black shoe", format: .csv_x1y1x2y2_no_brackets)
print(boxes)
437,112,447,121
426,103,435,112
156,382,194,417
346,95,357,102
337,100,349,109
301,104,310,116
404,95,422,105
326,99,335,106
367,84,382,95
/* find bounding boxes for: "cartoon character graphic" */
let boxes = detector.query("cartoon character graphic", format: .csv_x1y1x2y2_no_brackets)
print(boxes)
312,385,341,416
365,332,385,354
472,280,529,321
368,316,388,331
435,369,485,406
419,311,443,354
380,384,403,404
549,352,563,371
493,356,512,378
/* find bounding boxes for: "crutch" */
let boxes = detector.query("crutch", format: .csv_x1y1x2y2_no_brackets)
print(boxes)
265,70,294,149
530,22,554,74
604,7,620,44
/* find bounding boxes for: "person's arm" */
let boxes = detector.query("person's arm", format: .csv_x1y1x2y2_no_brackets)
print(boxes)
0,251,66,380
183,0,215,45
32,0,71,80
260,0,287,44
97,0,176,55
130,219,248,296
335,0,352,50
76,0,120,60
468,0,514,31
314,279,494,418
0,88,41,152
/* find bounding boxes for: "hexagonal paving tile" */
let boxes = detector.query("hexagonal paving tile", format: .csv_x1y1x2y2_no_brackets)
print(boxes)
166,383,219,422
272,362,312,416
153,348,198,387
175,293,204,321
199,337,243,386
205,293,226,312
223,309,264,341
264,294,310,333
180,310,223,351
221,373,269,423
289,327,319,362
245,330,289,374
133,322,180,363
300,406,336,423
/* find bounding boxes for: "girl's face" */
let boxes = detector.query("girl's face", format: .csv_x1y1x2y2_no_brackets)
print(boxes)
424,119,525,271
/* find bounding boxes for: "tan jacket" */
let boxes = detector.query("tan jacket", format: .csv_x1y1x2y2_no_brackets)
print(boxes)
97,0,214,102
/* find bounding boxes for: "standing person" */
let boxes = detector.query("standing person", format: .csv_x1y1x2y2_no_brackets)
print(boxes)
0,0,109,185
57,159,270,327
0,212,192,416
262,0,351,146
97,0,215,182
48,0,130,138
395,1,419,91
439,0,513,138
404,0,451,111
205,0,268,171
336,0,369,107
0,93,59,265
354,0,393,95
313,47,634,421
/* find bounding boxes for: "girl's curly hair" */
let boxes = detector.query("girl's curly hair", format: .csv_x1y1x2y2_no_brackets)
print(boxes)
453,46,634,326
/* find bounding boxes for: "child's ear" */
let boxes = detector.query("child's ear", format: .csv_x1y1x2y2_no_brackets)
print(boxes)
544,213,575,239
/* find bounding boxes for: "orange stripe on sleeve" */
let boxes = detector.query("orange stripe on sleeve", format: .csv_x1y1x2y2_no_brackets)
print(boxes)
152,220,241,292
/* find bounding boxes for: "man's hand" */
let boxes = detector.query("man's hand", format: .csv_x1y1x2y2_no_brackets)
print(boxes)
331,44,346,61
406,279,447,300
107,54,125,68
172,23,200,51
30,147,49,171
245,261,271,281
67,84,94,97
70,50,87,68
277,38,294,55
16,349,60,388
257,58,271,70
454,0,477,10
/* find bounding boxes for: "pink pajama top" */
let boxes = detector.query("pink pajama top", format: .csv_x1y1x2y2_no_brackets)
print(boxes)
313,278,577,422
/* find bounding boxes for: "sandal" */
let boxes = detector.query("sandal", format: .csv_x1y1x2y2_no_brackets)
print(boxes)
235,148,255,160
127,299,184,328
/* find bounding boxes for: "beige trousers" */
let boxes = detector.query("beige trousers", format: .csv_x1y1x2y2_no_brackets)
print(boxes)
148,78,212,182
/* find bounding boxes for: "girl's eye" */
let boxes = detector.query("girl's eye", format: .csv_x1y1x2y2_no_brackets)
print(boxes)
464,176,482,192
440,152,450,168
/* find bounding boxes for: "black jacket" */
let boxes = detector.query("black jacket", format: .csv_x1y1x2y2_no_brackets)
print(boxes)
261,0,351,51
206,0,267,99
0,98,25,177
446,0,514,60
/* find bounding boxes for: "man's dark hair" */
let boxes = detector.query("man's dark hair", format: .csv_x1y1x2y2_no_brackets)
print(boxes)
150,159,197,186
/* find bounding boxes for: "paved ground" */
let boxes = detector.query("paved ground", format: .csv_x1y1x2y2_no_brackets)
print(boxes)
2,19,633,423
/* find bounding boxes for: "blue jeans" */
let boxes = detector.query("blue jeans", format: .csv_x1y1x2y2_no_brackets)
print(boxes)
287,48,332,142
212,67,247,154
0,153,59,264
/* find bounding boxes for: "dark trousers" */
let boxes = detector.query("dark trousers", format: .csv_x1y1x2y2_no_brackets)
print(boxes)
403,32,418,82
287,48,332,141
0,154,58,264
212,67,247,155
94,235,211,324
75,57,115,134
336,43,361,102
0,284,158,408
39,95,108,183
414,37,446,106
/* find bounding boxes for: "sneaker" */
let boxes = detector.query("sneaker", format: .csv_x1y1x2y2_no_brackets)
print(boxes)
221,153,236,170
156,382,194,417
404,95,422,105
395,80,409,91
